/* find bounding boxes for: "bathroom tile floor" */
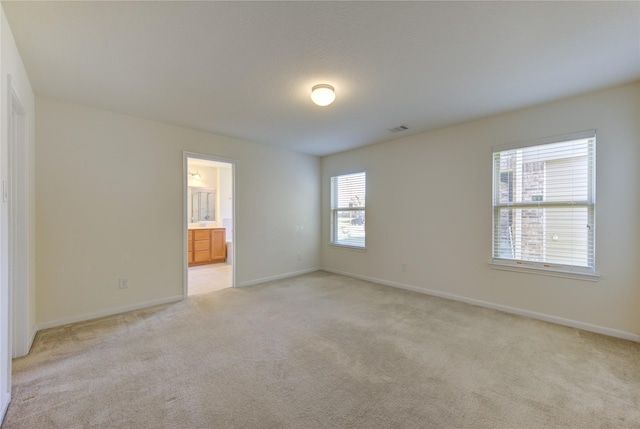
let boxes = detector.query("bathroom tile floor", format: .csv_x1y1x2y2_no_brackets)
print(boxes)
188,263,232,296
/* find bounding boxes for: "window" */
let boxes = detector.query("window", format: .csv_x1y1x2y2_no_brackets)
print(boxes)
331,172,366,248
492,130,595,275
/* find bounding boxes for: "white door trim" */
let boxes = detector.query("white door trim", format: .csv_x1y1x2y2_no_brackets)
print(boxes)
183,152,237,296
8,75,30,359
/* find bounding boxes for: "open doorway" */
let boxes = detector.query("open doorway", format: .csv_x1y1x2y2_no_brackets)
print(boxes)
184,153,235,296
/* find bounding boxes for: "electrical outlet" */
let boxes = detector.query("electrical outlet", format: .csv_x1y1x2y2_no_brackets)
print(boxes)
401,263,407,272
119,278,129,289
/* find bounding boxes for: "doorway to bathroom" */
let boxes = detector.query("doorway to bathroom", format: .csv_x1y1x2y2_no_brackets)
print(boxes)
184,153,235,296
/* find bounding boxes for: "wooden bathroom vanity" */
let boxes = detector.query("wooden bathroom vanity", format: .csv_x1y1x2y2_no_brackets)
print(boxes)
188,227,226,266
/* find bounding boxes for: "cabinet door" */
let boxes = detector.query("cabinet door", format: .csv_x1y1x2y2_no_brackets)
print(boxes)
211,229,226,262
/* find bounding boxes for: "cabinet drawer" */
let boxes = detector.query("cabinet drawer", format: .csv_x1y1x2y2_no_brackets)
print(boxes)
188,251,194,263
194,229,210,241
194,250,210,262
194,240,210,251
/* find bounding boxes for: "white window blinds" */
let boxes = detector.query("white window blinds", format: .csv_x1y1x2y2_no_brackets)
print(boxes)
492,130,595,274
331,172,366,248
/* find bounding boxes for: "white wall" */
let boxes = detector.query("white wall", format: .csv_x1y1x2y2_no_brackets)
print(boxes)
36,97,320,326
0,3,36,416
322,82,640,337
187,164,217,189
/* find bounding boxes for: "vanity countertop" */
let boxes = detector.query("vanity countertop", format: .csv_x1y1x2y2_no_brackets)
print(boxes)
188,223,222,230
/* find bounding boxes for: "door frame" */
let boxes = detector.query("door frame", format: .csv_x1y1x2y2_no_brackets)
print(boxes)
1,76,31,422
8,75,30,359
182,152,236,296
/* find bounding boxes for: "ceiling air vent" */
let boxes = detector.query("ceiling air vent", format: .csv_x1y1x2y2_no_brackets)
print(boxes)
389,124,409,133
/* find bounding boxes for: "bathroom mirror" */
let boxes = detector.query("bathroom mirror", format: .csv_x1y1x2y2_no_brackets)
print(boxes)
189,187,216,223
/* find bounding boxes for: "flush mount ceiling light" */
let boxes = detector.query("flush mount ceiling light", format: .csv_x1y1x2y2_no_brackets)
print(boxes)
189,171,201,180
311,84,336,107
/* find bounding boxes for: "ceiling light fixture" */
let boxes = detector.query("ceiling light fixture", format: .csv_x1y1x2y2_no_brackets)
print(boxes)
311,84,336,107
190,171,201,180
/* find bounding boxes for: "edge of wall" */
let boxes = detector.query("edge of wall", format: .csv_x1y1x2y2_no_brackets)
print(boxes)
322,268,640,343
35,295,184,332
237,267,321,287
26,325,37,355
0,396,10,427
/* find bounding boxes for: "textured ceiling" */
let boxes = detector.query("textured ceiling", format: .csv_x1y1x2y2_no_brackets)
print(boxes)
3,1,639,156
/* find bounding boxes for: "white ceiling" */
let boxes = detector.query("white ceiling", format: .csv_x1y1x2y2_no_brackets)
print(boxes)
3,1,639,157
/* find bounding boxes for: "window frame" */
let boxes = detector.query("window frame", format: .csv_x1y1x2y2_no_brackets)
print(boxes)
330,171,367,250
490,130,598,280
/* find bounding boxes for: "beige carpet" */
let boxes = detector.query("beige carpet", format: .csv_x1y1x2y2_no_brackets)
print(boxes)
4,271,640,428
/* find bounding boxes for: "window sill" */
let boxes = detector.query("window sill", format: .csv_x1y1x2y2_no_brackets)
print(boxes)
329,243,367,252
489,262,600,282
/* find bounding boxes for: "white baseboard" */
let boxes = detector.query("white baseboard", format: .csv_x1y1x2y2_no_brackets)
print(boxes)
321,268,640,343
36,295,184,332
237,267,321,287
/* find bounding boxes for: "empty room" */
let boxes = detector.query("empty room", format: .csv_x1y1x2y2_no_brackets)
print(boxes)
0,1,639,428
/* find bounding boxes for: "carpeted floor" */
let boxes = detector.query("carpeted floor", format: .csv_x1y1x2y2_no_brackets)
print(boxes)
3,271,640,428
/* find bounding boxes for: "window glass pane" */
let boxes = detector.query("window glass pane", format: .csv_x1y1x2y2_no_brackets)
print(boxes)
331,173,366,209
494,207,591,267
492,132,595,272
333,210,365,247
331,172,366,248
496,138,590,205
